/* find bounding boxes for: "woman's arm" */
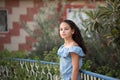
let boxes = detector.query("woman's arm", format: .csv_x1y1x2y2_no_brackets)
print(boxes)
70,52,80,80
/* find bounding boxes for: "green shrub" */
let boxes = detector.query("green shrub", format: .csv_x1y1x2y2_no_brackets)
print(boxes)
43,47,59,63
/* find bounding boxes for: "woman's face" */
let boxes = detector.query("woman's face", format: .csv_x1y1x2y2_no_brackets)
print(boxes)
59,22,74,39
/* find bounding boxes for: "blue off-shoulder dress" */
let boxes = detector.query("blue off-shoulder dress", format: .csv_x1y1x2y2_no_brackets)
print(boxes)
57,45,85,80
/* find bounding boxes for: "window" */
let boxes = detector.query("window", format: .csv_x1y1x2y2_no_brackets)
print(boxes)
0,10,8,32
67,8,89,30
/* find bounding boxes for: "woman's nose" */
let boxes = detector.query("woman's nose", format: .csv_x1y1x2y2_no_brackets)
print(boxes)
62,30,65,33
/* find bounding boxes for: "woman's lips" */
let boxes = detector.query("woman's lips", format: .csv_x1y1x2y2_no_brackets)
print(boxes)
61,34,66,36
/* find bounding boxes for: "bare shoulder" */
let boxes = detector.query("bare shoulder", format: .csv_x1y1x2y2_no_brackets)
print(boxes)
71,41,78,46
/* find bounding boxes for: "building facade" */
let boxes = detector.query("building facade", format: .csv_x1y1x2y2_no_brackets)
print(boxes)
0,0,104,52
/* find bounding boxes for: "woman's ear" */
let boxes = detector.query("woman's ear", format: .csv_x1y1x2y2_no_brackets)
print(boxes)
72,29,74,34
72,32,74,34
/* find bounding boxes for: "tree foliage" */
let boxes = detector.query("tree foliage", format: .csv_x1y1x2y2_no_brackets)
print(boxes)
82,0,120,49
79,0,120,78
20,0,63,59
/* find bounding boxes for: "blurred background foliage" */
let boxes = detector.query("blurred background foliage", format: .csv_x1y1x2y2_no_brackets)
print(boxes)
20,0,63,60
81,0,120,78
0,0,120,79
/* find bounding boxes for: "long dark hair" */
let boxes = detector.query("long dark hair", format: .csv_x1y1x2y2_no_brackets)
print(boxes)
63,19,87,54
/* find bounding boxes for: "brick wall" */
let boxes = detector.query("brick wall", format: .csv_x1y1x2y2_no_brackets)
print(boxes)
0,0,39,51
0,0,103,52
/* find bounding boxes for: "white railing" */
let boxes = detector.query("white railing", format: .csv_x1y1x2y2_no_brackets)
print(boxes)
0,58,60,80
0,58,119,80
80,70,119,80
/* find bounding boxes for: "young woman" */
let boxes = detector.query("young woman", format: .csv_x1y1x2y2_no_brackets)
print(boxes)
57,19,87,80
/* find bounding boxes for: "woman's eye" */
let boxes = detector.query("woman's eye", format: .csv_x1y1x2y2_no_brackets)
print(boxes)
59,28,69,31
60,28,63,31
65,28,69,30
